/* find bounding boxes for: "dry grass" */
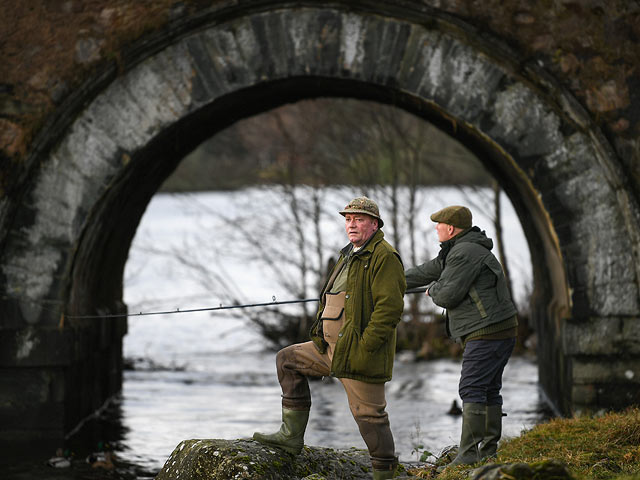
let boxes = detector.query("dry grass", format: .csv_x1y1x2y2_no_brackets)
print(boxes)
415,408,640,480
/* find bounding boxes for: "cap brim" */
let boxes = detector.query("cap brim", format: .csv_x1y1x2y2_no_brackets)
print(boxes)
339,209,383,227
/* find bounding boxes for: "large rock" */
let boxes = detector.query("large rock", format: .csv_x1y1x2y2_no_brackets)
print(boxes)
155,439,417,480
470,460,575,480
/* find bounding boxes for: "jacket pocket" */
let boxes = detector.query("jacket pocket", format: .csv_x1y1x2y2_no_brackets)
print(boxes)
322,291,346,320
346,329,387,379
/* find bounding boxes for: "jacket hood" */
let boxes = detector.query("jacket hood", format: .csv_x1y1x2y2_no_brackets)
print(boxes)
452,226,493,251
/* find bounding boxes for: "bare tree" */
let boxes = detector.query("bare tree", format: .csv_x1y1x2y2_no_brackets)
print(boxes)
140,98,530,354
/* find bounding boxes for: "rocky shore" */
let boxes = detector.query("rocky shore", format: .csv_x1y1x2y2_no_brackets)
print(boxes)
154,439,576,480
154,439,420,480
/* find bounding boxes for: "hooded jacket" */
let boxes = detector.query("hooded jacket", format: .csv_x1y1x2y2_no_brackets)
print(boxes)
405,227,517,342
310,229,406,383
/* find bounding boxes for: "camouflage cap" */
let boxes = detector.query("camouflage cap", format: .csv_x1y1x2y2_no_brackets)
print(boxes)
430,205,472,229
339,196,384,228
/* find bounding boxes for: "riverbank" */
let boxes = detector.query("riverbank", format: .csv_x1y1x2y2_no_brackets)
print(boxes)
427,407,640,480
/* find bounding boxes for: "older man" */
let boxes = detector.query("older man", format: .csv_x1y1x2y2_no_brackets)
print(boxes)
253,196,406,480
405,205,518,467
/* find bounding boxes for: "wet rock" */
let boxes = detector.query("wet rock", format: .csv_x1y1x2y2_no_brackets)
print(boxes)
470,459,574,480
155,438,416,480
47,456,71,468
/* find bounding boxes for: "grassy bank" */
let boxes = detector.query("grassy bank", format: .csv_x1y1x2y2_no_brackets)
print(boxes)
415,408,640,479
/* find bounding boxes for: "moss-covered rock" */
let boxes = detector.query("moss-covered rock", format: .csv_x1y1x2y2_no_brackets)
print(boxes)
469,459,575,480
155,439,418,480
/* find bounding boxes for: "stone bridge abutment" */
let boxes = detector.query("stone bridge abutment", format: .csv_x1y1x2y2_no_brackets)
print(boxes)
1,1,639,444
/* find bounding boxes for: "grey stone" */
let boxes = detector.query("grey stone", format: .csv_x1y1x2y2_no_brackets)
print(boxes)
155,438,419,480
572,358,640,384
470,460,574,480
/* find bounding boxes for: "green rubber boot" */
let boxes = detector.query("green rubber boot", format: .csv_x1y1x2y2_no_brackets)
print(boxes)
448,402,487,467
479,404,503,460
252,407,309,455
372,457,397,479
372,469,395,479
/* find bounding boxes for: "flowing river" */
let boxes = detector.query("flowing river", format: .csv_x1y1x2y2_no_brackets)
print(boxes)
119,316,546,477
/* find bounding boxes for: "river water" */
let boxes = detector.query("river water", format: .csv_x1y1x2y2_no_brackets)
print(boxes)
6,187,550,479
119,319,546,475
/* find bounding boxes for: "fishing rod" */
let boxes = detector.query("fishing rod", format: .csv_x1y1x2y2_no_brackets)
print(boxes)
64,287,429,319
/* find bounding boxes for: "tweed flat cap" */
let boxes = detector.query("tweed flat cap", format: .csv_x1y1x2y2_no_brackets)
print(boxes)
430,205,472,229
340,196,384,228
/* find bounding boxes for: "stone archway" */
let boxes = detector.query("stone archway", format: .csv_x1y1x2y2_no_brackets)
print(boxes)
1,4,638,442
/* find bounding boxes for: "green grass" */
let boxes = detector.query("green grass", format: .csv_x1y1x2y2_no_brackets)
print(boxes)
411,408,640,479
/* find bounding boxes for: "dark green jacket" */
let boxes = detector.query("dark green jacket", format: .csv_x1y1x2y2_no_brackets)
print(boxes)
405,227,517,342
310,230,406,383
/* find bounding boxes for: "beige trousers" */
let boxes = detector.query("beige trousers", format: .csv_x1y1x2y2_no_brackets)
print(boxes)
275,292,396,469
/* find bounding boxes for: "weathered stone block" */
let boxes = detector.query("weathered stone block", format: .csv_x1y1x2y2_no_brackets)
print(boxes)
573,382,640,413
622,318,640,355
0,367,65,432
0,327,71,367
571,384,597,406
563,317,623,355
572,357,640,384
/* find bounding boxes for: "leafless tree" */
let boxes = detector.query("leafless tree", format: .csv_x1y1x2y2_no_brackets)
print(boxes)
141,98,529,353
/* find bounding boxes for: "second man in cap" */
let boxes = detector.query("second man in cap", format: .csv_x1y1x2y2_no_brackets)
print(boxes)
405,205,518,469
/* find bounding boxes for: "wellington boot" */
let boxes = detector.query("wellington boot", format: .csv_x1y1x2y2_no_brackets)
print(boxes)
252,407,309,455
479,404,502,459
371,456,398,479
372,469,395,479
448,402,487,467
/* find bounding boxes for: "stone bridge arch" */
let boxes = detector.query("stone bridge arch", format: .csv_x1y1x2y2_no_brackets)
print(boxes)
1,3,639,443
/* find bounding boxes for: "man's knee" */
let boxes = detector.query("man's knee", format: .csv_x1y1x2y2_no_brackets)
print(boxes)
459,385,487,404
356,419,395,460
275,345,292,369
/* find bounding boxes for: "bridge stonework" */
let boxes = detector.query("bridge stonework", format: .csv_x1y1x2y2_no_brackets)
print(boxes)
1,1,639,443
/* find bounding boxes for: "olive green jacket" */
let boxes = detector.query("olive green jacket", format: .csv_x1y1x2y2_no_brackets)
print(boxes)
310,230,406,383
405,227,517,342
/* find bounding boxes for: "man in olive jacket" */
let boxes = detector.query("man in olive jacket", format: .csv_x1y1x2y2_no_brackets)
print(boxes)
253,196,406,480
405,205,518,468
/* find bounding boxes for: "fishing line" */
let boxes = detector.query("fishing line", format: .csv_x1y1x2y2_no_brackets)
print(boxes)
3,287,428,320
64,287,428,319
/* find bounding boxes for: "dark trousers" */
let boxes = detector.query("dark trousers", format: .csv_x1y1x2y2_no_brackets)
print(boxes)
458,337,516,405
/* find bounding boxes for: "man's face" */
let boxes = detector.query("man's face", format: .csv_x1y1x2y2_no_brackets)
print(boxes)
345,213,378,247
436,222,456,242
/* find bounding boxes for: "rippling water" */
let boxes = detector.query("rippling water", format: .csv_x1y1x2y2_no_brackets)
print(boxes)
118,315,546,475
